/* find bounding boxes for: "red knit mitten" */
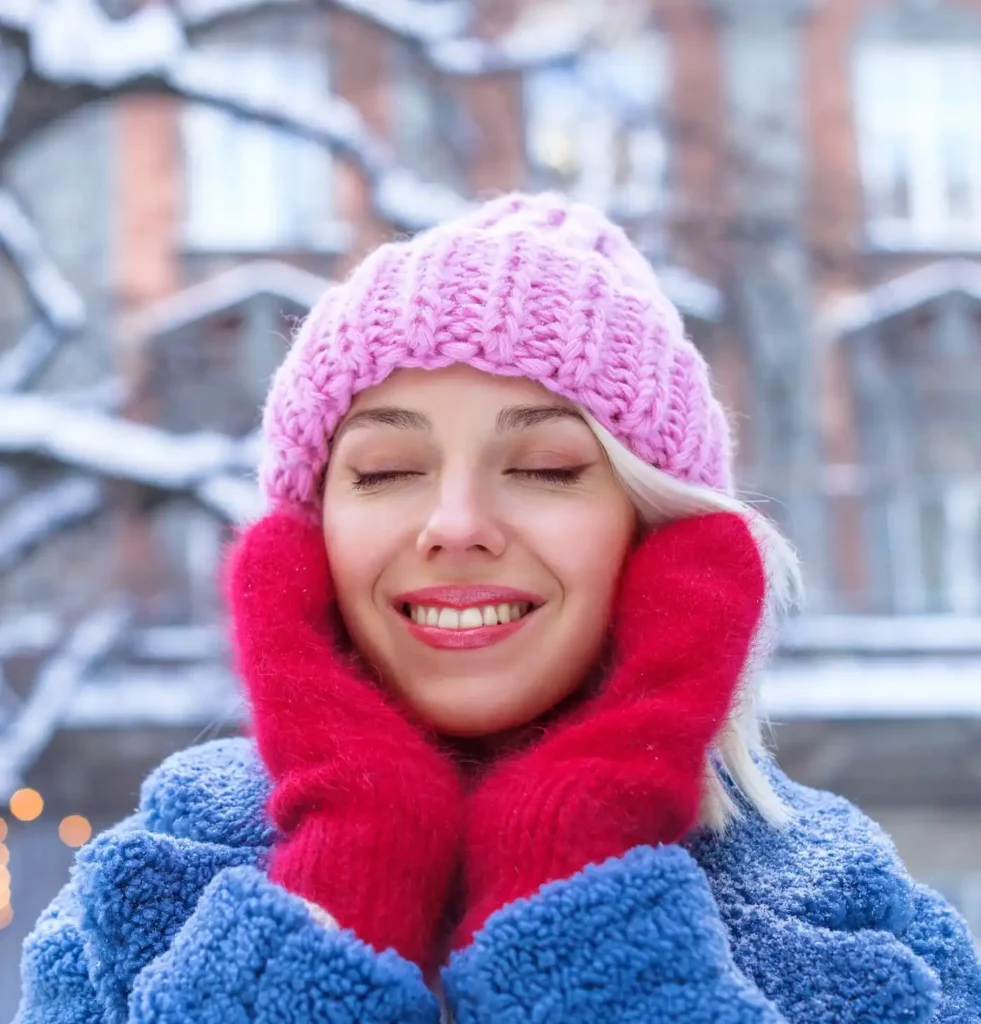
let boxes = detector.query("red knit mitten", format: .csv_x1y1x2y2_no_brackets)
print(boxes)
225,512,464,968
456,512,767,947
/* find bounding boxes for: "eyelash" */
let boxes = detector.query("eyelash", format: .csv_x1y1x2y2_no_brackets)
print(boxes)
351,467,586,490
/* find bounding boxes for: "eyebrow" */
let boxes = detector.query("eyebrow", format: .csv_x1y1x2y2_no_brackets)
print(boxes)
333,403,583,443
494,405,584,431
333,407,430,443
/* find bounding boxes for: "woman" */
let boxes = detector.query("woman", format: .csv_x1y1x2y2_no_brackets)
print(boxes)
17,194,980,1023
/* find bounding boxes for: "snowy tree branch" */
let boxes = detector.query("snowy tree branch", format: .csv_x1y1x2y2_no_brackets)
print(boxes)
0,392,259,520
0,475,104,572
0,188,86,336
0,393,242,488
179,0,468,46
0,0,475,230
0,0,599,230
0,30,25,134
167,54,470,231
0,323,60,392
177,0,588,76
0,601,131,799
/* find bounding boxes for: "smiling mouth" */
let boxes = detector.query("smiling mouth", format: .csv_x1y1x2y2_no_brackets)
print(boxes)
400,602,534,630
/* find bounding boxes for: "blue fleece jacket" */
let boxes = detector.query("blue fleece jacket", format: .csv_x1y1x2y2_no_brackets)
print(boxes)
15,738,981,1023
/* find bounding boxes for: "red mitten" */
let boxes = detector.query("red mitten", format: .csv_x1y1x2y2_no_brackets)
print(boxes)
225,512,464,968
456,512,767,946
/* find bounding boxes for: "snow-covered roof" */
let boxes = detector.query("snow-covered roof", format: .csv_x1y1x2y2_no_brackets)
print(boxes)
826,259,981,339
130,259,331,342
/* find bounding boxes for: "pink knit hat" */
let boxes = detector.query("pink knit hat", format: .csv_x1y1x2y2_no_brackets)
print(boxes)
261,192,732,520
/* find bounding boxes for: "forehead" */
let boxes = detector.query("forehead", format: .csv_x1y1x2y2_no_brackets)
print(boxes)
347,365,571,412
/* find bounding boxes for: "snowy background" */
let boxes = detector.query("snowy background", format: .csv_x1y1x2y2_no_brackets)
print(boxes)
1,0,981,1012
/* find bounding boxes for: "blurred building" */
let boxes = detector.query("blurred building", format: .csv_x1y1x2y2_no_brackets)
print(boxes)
1,0,980,1010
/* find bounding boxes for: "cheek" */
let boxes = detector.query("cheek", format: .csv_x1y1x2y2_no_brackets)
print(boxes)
527,498,635,604
321,504,393,625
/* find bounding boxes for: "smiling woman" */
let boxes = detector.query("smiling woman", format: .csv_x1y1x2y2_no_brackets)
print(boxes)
16,193,980,1024
322,367,636,737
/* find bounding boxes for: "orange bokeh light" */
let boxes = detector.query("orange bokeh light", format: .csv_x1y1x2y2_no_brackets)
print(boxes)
58,815,93,848
0,904,12,929
9,789,43,822
0,844,8,867
0,818,6,841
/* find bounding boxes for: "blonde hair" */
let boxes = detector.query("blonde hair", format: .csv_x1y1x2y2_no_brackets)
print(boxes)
584,414,804,833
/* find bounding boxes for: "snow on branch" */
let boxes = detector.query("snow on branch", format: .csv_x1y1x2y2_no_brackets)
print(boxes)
825,259,981,340
1,0,472,231
0,30,25,133
179,0,468,45
168,54,470,231
0,600,131,799
0,323,61,392
0,188,86,335
178,0,586,75
28,0,185,87
2,0,598,231
0,475,104,572
196,473,262,522
0,393,243,489
0,610,60,658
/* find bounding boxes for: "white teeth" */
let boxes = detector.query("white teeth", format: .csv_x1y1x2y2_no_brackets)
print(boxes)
405,602,534,629
437,608,460,629
459,608,483,629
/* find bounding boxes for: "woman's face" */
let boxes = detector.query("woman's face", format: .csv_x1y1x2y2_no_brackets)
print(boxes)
322,365,636,737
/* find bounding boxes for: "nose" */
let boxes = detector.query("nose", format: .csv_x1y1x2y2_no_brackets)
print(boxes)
416,475,506,560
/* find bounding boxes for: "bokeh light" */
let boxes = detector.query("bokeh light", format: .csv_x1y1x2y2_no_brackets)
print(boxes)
0,905,12,929
0,843,8,866
0,817,6,841
58,815,92,848
9,788,44,822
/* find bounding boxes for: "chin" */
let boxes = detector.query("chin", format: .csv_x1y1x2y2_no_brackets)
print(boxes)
408,699,534,738
395,673,575,739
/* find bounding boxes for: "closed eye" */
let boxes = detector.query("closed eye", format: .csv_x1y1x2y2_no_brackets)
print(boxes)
507,467,587,485
352,470,422,490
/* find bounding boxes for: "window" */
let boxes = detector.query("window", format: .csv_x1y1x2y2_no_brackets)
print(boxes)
855,45,981,248
389,48,463,189
181,49,337,252
525,35,668,217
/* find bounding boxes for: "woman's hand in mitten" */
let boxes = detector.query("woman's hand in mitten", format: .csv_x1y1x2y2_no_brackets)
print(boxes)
456,512,767,947
225,511,464,969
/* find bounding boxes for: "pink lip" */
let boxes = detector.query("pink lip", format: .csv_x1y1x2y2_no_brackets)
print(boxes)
392,586,543,609
401,614,533,650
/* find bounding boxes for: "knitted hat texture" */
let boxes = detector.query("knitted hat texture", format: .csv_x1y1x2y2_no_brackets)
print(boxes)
260,192,732,520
